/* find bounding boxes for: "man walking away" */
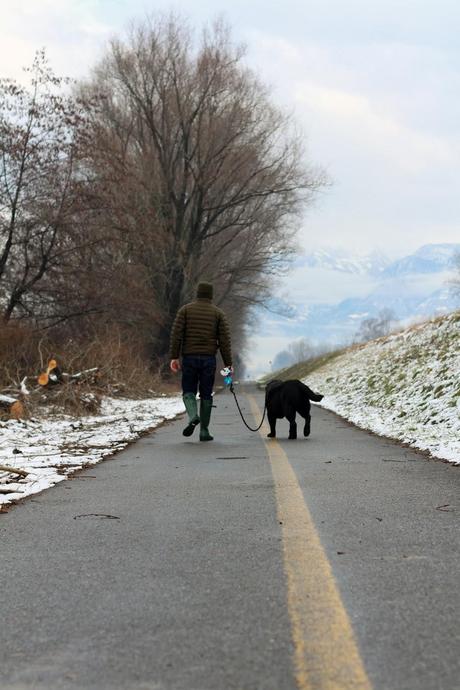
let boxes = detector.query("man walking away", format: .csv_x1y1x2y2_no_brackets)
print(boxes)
169,282,233,442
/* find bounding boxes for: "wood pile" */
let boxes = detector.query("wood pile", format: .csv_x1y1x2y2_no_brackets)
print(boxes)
0,360,102,419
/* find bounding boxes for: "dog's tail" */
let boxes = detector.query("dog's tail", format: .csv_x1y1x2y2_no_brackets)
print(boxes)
301,382,324,402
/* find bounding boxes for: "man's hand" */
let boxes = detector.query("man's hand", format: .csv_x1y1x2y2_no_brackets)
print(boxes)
170,359,181,373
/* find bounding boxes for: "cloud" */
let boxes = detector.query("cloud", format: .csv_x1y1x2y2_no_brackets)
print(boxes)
249,33,456,174
294,82,454,175
245,29,460,254
0,0,114,80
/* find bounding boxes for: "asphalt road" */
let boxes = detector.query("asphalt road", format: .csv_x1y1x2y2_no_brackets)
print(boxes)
1,386,459,690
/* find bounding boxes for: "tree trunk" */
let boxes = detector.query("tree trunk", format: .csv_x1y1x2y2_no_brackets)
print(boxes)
153,262,187,363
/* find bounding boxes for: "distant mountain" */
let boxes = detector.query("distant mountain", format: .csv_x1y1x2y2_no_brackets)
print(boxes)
415,287,458,316
303,286,459,343
382,244,460,277
302,243,460,279
266,243,460,347
302,248,389,276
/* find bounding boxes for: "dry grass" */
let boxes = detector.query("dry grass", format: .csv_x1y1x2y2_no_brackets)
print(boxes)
0,321,175,417
0,322,43,390
50,328,164,398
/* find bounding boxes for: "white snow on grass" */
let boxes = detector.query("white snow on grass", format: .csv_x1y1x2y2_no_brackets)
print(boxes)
0,395,183,507
306,312,460,464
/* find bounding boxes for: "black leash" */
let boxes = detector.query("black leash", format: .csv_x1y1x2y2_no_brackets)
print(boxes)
229,383,267,432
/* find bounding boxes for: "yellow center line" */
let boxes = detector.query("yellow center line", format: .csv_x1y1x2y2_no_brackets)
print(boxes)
248,395,372,690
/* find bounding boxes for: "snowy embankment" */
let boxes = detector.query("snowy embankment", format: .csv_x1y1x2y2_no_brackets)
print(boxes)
306,312,460,464
0,396,183,507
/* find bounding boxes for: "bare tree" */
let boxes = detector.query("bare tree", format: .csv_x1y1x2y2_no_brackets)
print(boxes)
80,15,325,360
272,338,325,370
0,51,94,323
288,338,317,364
356,308,398,343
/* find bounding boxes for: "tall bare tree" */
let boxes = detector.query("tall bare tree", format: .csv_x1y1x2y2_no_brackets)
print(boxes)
81,15,325,360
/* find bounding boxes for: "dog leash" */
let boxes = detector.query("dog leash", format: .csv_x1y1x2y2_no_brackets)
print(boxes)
220,368,266,432
229,381,267,432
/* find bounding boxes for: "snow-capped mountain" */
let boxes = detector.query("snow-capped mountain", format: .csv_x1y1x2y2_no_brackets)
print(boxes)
264,243,460,347
302,243,460,278
382,243,460,277
298,286,459,344
301,248,389,276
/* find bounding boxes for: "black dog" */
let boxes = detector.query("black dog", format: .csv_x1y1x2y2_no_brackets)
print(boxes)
265,379,324,440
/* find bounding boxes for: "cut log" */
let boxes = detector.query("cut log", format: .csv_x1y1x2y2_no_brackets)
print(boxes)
10,401,25,419
0,395,25,419
38,363,99,388
38,359,62,386
0,465,28,477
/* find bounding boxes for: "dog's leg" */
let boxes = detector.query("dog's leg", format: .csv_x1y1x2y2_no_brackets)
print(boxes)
267,410,277,438
285,405,297,440
299,402,311,437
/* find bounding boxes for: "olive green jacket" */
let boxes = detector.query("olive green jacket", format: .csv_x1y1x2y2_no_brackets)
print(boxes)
169,298,232,366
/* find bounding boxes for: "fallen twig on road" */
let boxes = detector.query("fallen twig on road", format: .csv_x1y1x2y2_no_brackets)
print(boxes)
74,513,120,520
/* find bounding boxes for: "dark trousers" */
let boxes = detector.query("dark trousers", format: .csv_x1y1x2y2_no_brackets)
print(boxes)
182,355,216,401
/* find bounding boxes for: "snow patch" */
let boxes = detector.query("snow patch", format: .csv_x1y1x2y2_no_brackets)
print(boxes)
0,396,183,507
305,313,460,464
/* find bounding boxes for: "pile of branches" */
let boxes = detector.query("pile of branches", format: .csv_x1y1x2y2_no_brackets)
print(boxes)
0,359,103,419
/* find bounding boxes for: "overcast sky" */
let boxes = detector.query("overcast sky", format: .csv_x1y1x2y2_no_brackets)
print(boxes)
1,0,459,258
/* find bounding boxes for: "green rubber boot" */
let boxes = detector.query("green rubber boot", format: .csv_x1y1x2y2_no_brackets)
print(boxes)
182,393,200,437
199,399,214,442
